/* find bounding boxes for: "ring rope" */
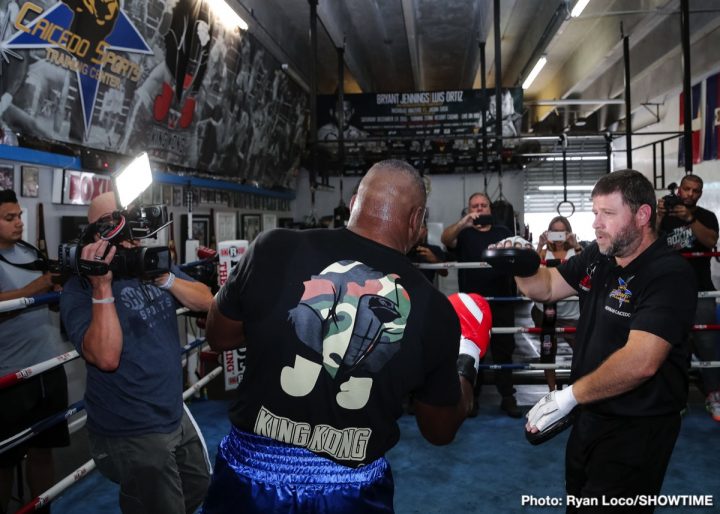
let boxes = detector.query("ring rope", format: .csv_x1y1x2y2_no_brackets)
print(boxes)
491,324,720,334
0,292,61,314
0,332,207,391
0,350,80,390
0,401,85,455
13,366,224,513
477,361,720,370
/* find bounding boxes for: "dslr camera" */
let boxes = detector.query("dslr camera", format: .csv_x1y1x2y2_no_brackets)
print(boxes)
55,204,171,280
661,182,683,210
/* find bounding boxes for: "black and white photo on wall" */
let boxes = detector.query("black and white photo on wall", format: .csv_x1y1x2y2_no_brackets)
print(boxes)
242,214,261,241
180,214,210,260
21,166,39,197
0,165,14,190
173,187,183,207
215,211,237,242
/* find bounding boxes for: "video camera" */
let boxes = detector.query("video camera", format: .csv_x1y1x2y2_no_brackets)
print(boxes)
54,204,171,280
661,182,683,210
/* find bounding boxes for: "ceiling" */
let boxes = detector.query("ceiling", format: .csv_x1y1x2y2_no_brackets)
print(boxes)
230,0,720,134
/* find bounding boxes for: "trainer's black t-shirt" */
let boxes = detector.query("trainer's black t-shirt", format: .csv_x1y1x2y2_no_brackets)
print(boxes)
557,240,697,416
659,205,718,291
216,228,461,467
455,225,513,296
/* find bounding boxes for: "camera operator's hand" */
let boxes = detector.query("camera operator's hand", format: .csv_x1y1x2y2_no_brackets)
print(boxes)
81,240,117,289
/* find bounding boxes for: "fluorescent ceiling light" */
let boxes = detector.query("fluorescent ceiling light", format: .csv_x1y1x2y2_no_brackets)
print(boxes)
538,185,594,191
571,0,590,17
543,156,607,161
114,153,152,208
207,0,249,30
522,56,547,90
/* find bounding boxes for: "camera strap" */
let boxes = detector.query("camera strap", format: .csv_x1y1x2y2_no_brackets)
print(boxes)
0,240,49,272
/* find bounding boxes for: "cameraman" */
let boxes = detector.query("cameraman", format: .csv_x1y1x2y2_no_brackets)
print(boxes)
0,190,68,514
59,192,212,513
657,174,720,421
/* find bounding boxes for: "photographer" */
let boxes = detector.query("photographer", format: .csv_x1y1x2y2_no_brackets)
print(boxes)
441,192,520,418
0,190,68,514
59,192,212,514
532,216,582,392
657,174,720,421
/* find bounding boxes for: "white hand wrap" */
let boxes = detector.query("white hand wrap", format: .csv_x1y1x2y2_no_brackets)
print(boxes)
526,385,578,432
495,236,533,249
459,337,481,372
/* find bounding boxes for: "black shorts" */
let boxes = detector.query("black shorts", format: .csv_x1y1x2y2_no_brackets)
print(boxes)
0,366,70,467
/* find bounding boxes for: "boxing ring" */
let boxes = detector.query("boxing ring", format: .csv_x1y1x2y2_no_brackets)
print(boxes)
2,252,719,511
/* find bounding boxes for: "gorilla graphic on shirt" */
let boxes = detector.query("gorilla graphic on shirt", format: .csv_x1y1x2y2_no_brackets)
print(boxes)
285,260,411,410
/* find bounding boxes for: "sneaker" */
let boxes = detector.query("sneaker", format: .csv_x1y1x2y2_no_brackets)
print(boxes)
706,391,720,422
500,396,522,418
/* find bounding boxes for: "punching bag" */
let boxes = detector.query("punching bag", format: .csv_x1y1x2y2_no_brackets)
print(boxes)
492,198,516,234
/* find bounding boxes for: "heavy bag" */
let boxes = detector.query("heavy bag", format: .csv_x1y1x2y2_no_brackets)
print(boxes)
492,198,515,233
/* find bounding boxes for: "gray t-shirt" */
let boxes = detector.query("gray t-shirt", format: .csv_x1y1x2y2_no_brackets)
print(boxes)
0,243,64,375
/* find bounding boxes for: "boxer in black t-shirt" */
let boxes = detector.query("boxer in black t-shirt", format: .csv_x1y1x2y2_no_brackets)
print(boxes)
203,160,484,513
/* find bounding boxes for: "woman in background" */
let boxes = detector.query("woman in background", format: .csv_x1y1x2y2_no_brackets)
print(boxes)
531,216,583,391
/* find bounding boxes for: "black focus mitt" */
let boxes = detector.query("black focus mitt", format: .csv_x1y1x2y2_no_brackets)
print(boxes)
482,247,540,277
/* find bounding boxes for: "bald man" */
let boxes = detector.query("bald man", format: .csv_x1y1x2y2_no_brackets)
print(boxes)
201,160,477,513
59,192,212,514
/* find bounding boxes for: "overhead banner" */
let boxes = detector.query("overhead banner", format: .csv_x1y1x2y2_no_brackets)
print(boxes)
316,88,522,174
0,0,308,187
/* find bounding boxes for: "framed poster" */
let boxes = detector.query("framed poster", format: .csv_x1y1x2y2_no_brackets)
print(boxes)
161,184,172,205
181,214,210,260
172,186,183,207
215,211,237,242
262,213,277,232
241,214,261,242
0,165,14,190
21,166,39,197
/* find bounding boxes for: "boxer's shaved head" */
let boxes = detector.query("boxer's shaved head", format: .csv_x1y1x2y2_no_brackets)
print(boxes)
348,159,427,253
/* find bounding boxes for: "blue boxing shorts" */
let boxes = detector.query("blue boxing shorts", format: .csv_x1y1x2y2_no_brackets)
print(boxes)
201,427,395,514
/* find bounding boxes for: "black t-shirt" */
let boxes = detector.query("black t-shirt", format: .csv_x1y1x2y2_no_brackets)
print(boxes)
216,228,461,467
659,206,718,291
558,240,697,416
455,225,513,296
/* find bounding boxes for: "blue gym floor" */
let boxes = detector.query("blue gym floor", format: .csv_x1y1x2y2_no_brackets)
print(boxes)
43,387,719,514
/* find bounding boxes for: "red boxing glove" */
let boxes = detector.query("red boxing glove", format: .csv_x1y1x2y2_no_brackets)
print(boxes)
448,292,492,367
